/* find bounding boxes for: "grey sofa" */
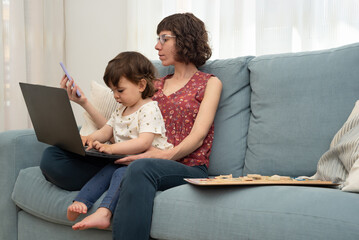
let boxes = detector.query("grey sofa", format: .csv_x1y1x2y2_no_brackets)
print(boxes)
2,42,359,240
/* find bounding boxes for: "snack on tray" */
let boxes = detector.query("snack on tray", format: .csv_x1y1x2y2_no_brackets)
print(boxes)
214,174,233,179
268,175,281,181
211,174,293,181
242,176,255,181
184,174,337,186
213,174,294,182
247,174,262,180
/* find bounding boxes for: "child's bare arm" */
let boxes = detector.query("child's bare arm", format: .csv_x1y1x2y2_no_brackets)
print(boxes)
93,132,155,155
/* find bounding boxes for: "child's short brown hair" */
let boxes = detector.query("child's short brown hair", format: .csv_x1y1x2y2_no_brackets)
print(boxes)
103,51,157,99
157,13,212,67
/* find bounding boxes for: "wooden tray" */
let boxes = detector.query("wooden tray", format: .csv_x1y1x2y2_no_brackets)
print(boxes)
184,177,338,187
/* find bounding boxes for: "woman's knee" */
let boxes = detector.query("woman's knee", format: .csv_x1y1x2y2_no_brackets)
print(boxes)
124,159,158,177
40,147,78,190
40,146,60,174
120,160,157,186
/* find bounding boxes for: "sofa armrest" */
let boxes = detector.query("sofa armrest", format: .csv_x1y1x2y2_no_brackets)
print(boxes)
0,129,48,240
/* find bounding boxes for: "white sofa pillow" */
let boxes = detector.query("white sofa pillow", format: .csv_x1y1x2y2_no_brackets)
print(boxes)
79,81,118,136
341,100,359,192
313,100,359,191
342,159,359,192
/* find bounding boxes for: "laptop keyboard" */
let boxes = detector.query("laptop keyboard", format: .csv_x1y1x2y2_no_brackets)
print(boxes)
84,147,126,160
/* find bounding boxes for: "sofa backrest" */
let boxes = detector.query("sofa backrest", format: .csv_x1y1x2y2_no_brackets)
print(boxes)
153,57,254,177
245,42,359,177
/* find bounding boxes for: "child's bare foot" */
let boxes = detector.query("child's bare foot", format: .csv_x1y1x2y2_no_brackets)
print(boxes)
67,201,88,221
72,207,112,230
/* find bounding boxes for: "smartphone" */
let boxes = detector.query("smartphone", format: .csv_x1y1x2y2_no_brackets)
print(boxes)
59,62,81,97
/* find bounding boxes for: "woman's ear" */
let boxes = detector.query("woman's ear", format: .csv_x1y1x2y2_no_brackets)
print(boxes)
138,78,147,92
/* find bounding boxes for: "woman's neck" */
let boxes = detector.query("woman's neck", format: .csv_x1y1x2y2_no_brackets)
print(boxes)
172,62,198,80
161,62,199,96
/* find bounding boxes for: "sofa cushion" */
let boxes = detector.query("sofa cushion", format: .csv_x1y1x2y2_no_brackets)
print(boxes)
342,159,359,192
12,167,111,229
154,57,254,176
79,81,119,136
245,42,359,177
151,184,359,240
18,211,112,240
312,100,359,188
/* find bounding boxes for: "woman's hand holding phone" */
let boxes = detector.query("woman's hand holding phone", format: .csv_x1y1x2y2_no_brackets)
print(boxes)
59,62,88,105
59,62,81,97
60,76,87,105
59,62,107,129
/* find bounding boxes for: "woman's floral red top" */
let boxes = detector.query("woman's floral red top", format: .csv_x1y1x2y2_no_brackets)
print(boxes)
152,71,215,168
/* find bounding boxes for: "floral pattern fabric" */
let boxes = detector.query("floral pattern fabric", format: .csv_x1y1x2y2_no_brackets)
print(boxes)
152,71,215,167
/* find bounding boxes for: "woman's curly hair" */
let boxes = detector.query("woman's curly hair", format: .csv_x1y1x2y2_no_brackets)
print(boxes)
157,13,212,67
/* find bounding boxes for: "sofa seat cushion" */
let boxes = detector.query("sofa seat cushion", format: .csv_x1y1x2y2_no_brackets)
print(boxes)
18,210,112,240
152,184,359,240
12,167,111,230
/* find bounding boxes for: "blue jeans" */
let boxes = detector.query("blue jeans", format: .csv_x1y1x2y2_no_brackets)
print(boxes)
40,146,110,191
40,146,208,240
112,158,208,240
74,164,127,213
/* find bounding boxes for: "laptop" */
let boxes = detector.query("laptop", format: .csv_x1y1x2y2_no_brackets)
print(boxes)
19,82,126,160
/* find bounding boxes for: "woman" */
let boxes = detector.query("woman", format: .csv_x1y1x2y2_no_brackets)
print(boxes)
40,13,222,240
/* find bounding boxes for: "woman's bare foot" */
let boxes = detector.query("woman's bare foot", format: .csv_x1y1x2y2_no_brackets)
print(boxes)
67,201,88,221
72,207,112,230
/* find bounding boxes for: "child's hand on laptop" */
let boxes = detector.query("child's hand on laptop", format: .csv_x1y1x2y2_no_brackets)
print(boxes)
81,135,95,149
92,141,113,155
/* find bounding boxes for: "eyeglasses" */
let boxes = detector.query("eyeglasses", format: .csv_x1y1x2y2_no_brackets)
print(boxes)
157,34,176,45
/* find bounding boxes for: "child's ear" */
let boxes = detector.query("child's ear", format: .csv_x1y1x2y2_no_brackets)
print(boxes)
138,78,147,92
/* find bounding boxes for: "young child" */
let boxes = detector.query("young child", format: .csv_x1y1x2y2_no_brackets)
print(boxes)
66,51,173,230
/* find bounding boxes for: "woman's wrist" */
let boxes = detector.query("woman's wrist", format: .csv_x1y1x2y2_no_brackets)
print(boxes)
165,147,179,161
78,97,89,108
